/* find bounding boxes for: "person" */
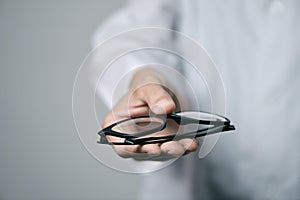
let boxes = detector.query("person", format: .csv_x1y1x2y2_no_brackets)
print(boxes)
91,0,300,199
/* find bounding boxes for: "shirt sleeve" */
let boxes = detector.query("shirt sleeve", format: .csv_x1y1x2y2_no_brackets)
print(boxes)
89,0,178,108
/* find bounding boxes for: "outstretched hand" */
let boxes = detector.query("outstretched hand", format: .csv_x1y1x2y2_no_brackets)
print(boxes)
101,68,200,160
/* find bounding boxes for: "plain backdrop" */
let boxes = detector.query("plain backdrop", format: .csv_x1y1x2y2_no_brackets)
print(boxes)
0,1,142,199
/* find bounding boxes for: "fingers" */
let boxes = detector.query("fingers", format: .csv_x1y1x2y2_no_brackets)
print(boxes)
161,139,199,156
139,144,162,155
113,144,161,159
101,81,200,161
111,139,199,159
179,138,200,153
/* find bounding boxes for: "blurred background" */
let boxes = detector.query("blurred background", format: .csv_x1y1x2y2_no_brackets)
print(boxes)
0,1,142,199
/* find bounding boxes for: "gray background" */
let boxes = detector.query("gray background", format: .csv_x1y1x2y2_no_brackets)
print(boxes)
0,1,141,199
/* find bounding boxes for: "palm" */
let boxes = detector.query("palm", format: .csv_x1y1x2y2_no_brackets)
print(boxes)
102,84,199,160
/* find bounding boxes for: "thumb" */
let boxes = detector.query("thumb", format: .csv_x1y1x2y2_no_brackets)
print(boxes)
139,84,176,114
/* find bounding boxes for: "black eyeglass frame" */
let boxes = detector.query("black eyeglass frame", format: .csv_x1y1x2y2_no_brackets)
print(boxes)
97,110,235,145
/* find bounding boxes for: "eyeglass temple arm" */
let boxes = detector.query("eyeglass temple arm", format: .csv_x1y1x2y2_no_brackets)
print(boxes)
168,114,227,125
195,124,235,138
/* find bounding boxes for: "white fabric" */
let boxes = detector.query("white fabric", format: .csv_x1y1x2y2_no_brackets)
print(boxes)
91,0,300,199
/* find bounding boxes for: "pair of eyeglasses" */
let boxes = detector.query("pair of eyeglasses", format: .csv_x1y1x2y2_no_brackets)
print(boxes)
97,110,235,145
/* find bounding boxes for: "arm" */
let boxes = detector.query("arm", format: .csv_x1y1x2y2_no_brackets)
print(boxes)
91,0,199,160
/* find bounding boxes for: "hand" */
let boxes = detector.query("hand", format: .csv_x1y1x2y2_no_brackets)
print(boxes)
102,68,200,160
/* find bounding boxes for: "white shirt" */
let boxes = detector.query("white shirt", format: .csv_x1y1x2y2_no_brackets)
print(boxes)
92,0,300,199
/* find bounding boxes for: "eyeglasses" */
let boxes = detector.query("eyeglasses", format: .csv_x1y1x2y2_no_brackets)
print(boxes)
97,110,235,145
